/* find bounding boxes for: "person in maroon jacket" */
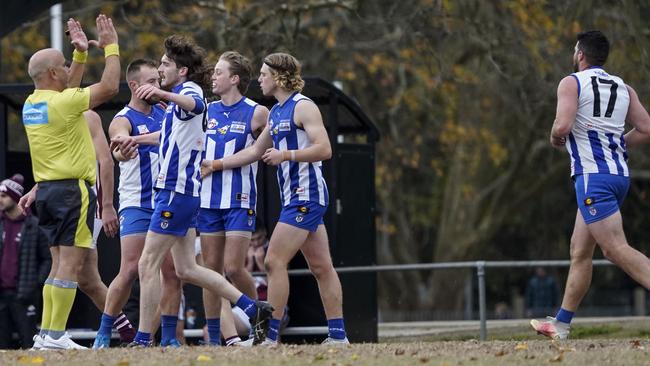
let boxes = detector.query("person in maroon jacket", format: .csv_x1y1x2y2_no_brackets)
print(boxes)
0,174,51,349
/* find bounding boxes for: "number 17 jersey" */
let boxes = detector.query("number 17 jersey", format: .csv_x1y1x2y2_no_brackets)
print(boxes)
567,67,630,177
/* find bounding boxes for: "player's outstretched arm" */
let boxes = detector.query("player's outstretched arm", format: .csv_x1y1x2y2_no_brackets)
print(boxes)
201,123,272,178
108,116,137,161
132,131,161,146
85,110,118,237
87,14,120,109
549,76,578,149
624,85,650,148
262,100,332,166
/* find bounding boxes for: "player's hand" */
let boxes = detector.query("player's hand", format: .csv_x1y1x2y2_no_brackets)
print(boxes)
262,148,284,166
101,206,119,238
94,14,118,49
550,135,566,148
135,84,166,103
67,18,88,52
200,160,214,178
18,186,37,214
110,135,138,159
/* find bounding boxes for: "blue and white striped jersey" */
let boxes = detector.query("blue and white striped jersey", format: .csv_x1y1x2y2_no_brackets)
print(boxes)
269,92,328,207
567,67,630,177
156,81,206,196
114,104,165,210
200,97,258,209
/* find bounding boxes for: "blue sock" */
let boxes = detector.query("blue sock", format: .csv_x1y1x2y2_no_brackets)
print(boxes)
555,308,574,324
267,318,281,341
328,318,346,340
134,331,150,345
236,295,257,319
161,315,178,344
206,318,221,345
99,313,117,336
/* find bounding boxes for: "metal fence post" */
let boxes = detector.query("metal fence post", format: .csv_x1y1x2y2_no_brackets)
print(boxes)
477,261,487,341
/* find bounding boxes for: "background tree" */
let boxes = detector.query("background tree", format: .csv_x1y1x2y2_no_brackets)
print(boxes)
4,0,650,319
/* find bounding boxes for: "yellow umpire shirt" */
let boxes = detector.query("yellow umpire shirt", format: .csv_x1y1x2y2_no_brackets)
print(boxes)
22,87,96,185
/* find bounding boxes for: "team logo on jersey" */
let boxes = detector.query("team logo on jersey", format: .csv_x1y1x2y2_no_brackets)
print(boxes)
161,211,174,219
137,124,150,135
278,120,291,132
247,209,255,216
230,122,246,134
161,220,169,229
218,125,229,135
248,217,254,226
297,206,310,214
584,198,594,206
296,214,304,223
207,118,218,129
589,207,597,216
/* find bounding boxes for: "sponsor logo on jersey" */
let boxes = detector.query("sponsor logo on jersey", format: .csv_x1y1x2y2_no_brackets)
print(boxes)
296,214,304,223
161,220,169,229
218,125,229,135
294,187,306,195
207,118,218,129
22,102,49,125
247,209,255,216
278,120,291,132
137,124,150,134
297,205,310,214
584,198,594,206
235,193,249,203
230,122,246,134
589,207,597,216
161,210,174,219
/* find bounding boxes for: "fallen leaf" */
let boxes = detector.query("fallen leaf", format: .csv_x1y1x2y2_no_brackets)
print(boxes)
515,342,529,351
418,357,430,363
17,356,45,364
196,354,212,362
587,344,596,350
630,340,645,349
30,357,44,365
494,349,507,357
394,348,405,355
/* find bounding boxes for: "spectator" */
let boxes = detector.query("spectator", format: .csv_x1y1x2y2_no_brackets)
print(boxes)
0,174,50,349
525,267,558,318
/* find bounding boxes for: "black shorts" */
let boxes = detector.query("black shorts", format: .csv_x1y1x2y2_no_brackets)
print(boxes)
35,179,96,248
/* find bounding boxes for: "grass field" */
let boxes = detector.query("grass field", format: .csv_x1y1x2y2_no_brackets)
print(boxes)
3,319,650,366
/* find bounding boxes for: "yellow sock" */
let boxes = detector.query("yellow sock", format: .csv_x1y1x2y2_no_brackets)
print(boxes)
49,282,78,332
41,283,53,331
